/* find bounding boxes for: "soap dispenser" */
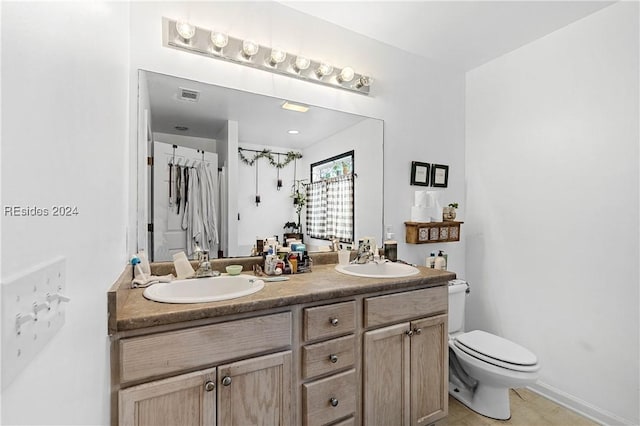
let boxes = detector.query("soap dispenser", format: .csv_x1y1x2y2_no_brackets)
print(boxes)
434,250,447,270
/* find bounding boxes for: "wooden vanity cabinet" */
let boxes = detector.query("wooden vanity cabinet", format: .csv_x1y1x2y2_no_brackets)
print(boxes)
115,312,293,426
119,367,217,426
363,287,448,426
111,276,450,426
217,351,292,425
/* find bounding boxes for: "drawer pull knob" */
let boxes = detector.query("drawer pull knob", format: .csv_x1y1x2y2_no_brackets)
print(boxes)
222,376,232,386
405,329,414,337
413,327,422,335
329,354,338,363
204,381,215,392
330,318,339,326
329,397,339,407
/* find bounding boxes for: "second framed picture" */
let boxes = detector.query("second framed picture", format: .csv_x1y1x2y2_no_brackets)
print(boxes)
431,164,449,188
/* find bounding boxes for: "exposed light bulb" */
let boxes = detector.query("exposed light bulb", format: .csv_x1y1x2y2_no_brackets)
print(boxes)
355,75,371,89
316,62,334,78
337,67,355,83
210,31,228,50
268,48,287,66
293,56,310,73
176,21,196,40
242,40,259,59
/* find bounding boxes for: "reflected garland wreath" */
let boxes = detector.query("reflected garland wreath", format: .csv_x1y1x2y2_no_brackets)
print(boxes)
238,148,302,168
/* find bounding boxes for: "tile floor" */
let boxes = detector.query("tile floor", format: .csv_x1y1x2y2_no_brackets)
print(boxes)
437,388,599,426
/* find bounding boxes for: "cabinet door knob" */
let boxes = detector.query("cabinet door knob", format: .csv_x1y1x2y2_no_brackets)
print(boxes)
330,318,339,326
204,381,215,392
221,376,232,386
329,397,339,407
413,327,422,335
329,354,338,363
405,329,414,337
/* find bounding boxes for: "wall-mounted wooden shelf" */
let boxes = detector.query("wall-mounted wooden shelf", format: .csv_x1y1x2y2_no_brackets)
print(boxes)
404,221,463,244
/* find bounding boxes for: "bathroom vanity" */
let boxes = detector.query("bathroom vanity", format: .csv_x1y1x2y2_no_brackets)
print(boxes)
108,259,453,426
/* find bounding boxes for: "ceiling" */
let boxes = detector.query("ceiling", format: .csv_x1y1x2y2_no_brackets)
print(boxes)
147,1,615,145
281,1,614,71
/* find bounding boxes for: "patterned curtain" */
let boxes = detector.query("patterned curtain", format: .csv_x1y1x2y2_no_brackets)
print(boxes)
306,174,353,243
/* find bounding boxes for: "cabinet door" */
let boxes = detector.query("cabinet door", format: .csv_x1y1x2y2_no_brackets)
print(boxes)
363,322,411,426
217,351,292,425
119,367,216,426
410,314,448,426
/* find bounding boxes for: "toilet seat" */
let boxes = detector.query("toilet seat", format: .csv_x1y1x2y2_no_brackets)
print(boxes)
454,330,540,373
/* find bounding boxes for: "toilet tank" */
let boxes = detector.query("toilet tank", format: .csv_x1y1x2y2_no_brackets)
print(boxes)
448,280,468,334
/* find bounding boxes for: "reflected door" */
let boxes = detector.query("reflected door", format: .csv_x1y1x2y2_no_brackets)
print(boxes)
153,142,218,261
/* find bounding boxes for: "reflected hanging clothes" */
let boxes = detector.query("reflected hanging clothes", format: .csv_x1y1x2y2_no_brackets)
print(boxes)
180,164,219,256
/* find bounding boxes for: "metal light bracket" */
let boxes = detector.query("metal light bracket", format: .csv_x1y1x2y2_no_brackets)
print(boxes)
163,18,372,95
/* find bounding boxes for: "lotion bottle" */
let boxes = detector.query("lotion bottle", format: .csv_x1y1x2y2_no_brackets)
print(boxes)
426,252,436,268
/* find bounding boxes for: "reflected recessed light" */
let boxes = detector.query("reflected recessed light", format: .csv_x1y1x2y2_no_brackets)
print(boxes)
287,130,300,135
281,101,309,113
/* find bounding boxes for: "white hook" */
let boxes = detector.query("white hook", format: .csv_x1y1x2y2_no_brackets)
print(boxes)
46,292,71,304
15,312,36,334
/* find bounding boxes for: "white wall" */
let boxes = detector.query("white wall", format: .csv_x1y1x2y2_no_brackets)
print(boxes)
128,1,466,274
237,142,300,253
1,2,130,425
465,3,639,424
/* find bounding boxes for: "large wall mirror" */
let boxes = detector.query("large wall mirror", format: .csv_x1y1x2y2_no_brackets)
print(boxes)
137,70,383,261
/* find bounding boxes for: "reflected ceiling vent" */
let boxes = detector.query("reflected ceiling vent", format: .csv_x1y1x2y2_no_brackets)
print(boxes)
179,88,200,102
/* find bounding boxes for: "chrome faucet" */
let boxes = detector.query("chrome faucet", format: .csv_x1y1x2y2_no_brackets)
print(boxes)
353,240,373,264
193,248,219,278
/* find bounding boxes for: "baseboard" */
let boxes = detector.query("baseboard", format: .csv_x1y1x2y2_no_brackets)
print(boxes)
528,382,636,426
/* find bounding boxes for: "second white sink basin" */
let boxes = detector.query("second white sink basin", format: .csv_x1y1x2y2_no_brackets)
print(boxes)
335,262,420,278
143,274,265,304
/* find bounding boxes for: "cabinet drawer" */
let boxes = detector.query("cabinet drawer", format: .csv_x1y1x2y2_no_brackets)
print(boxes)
303,301,355,342
302,335,355,380
364,286,447,328
120,312,291,383
303,369,356,426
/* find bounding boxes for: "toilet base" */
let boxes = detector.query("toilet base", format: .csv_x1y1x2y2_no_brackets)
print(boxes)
449,381,511,420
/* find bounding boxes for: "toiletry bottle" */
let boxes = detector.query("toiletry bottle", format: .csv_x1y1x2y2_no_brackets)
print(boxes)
434,250,446,270
426,252,436,268
384,240,398,262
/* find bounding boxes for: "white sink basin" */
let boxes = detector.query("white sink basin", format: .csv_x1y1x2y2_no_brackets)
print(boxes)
335,262,420,278
143,274,265,304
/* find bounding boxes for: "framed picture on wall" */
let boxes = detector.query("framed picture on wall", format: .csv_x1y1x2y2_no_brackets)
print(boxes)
431,164,449,187
410,161,430,186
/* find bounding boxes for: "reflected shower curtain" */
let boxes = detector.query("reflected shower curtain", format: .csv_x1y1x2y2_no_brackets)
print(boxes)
306,174,353,243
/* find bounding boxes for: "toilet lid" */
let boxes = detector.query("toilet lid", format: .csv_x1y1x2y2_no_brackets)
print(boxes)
455,330,538,368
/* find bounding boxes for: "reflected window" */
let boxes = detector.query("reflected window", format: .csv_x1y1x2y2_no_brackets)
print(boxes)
307,151,354,243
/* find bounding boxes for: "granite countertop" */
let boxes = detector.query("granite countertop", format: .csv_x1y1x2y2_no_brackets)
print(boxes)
109,260,455,334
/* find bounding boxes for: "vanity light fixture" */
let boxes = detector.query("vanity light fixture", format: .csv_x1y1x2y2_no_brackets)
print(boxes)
268,48,287,66
281,101,309,113
241,40,259,59
315,62,334,79
292,56,311,73
164,18,372,95
337,67,355,83
210,31,229,51
355,76,372,89
175,21,196,41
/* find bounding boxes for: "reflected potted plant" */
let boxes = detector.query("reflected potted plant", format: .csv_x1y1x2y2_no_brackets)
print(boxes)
443,203,458,221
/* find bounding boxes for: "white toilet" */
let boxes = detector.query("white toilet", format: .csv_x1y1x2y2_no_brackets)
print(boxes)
448,280,540,420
